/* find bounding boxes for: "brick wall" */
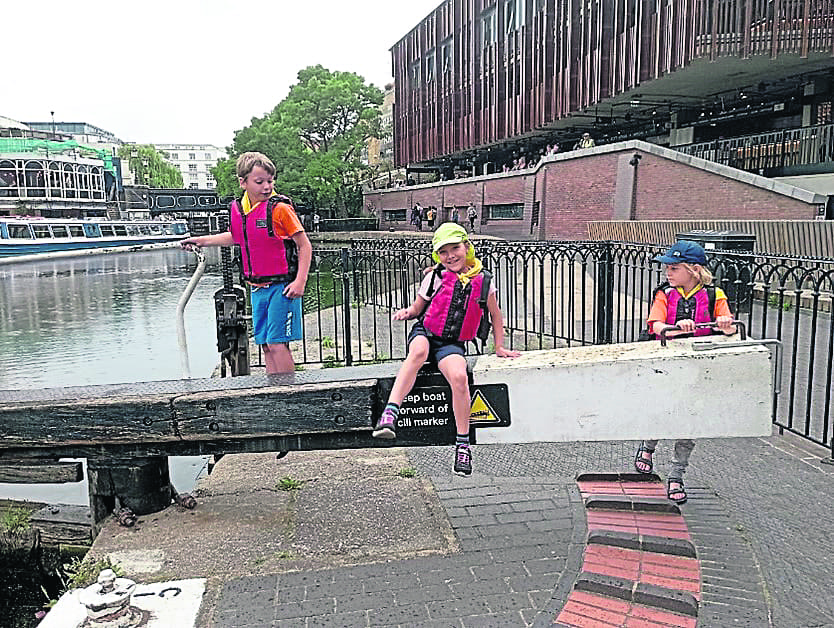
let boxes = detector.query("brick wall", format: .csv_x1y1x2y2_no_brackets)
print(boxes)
367,146,821,240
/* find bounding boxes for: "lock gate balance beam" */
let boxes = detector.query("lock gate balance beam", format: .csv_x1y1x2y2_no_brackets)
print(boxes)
0,336,774,461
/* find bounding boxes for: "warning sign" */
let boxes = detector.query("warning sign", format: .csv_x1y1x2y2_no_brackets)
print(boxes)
470,390,500,424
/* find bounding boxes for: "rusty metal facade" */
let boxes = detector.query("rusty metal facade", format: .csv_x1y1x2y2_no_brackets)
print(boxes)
392,0,834,166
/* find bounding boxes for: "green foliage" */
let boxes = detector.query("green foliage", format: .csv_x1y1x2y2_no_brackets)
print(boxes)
62,556,124,590
396,467,417,478
768,294,780,307
118,144,183,188
321,336,335,348
1,505,31,533
215,65,385,215
322,356,343,368
782,300,793,311
277,476,303,491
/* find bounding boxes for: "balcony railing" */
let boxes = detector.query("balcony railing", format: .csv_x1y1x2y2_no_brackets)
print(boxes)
678,123,834,174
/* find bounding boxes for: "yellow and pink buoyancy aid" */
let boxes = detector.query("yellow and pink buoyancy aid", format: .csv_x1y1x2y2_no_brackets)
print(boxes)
229,196,299,284
421,268,490,342
661,283,717,337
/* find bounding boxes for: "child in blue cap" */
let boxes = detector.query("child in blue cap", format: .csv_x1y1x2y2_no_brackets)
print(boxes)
634,240,737,503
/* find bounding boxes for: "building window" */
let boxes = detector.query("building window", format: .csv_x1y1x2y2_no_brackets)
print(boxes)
425,51,435,82
189,182,199,189
188,153,196,160
171,153,178,159
384,209,407,222
188,164,197,171
482,8,496,47
504,0,525,32
441,40,452,74
204,152,212,160
189,173,198,180
410,61,421,89
485,203,524,220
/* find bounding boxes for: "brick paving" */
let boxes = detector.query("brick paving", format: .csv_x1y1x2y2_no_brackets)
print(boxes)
211,437,834,627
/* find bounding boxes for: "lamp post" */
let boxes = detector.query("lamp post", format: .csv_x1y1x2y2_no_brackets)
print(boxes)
50,111,56,137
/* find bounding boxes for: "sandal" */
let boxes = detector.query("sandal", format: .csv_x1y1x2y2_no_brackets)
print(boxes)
667,479,687,504
634,444,654,474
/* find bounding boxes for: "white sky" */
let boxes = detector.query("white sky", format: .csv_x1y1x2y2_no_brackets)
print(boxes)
5,0,441,148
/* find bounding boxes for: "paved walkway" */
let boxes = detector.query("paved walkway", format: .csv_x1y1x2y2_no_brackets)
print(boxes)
206,433,834,628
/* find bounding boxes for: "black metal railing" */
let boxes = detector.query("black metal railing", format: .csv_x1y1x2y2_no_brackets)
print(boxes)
679,123,834,174
237,239,834,456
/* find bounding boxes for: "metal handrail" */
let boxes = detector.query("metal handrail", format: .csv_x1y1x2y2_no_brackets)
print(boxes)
176,245,206,378
659,320,747,347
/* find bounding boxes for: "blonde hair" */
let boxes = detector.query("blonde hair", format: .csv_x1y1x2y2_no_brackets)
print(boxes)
681,263,713,286
236,152,276,180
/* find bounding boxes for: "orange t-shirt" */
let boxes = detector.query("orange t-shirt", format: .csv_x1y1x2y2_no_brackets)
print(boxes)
267,201,303,238
647,285,732,334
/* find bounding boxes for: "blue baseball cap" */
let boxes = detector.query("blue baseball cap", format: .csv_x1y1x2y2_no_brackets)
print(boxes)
653,240,707,265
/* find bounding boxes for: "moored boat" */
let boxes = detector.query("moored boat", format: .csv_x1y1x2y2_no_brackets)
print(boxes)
0,216,189,257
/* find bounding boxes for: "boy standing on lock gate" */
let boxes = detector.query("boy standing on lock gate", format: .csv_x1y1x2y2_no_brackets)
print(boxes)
372,223,521,475
180,152,312,374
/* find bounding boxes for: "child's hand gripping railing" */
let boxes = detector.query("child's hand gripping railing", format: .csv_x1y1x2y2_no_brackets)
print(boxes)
658,320,747,347
176,245,206,379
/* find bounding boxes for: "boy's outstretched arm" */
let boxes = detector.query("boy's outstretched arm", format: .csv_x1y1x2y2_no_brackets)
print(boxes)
180,232,235,249
486,292,521,358
284,231,312,299
393,295,429,321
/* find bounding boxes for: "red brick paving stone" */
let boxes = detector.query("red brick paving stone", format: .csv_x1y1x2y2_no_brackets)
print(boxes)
569,590,632,614
577,481,666,499
556,591,697,628
630,604,697,627
582,546,701,600
562,598,628,624
586,512,691,540
556,609,620,627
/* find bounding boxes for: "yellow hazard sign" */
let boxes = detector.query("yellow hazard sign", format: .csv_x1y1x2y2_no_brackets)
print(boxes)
470,389,501,424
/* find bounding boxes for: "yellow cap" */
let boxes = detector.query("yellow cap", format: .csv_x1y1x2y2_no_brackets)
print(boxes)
432,222,469,252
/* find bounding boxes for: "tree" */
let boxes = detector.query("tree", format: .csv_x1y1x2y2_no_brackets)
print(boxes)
212,65,386,216
118,145,183,188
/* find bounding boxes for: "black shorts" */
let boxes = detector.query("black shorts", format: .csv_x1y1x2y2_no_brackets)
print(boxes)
408,321,466,363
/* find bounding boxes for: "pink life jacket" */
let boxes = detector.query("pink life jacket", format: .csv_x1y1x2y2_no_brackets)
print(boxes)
229,196,299,284
663,284,716,337
421,269,487,342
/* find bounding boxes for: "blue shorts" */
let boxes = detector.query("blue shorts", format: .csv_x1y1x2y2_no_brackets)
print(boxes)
250,283,302,345
408,321,466,363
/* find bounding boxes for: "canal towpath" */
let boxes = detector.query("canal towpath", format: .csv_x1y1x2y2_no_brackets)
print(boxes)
81,429,834,627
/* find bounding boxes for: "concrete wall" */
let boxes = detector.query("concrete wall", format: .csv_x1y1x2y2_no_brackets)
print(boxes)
365,140,825,241
471,337,774,443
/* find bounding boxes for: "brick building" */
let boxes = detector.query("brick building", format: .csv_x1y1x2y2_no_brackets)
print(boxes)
367,1,834,239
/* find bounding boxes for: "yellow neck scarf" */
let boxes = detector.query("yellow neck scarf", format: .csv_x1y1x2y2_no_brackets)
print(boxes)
241,191,278,215
457,257,482,286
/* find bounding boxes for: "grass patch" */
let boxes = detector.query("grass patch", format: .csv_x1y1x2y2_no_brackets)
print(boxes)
321,336,335,349
277,476,304,491
275,550,294,560
396,467,417,478
1,505,31,534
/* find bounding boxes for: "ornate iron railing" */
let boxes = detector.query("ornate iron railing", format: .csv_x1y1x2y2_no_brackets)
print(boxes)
243,239,833,456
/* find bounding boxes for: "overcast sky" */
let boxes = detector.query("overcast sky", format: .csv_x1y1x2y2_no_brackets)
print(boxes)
6,0,440,148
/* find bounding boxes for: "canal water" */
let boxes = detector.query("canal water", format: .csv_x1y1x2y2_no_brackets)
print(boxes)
0,247,228,505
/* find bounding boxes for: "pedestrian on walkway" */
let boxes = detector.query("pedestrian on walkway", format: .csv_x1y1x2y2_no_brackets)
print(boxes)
634,241,737,504
466,203,477,232
372,223,520,475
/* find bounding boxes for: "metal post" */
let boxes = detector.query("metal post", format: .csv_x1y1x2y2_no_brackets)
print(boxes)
341,248,353,366
595,243,615,344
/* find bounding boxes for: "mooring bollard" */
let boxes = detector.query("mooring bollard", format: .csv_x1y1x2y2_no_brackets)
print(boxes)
78,568,145,627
